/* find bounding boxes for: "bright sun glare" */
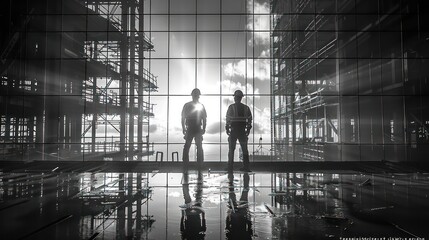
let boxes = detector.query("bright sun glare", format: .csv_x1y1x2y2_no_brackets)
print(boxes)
194,103,204,112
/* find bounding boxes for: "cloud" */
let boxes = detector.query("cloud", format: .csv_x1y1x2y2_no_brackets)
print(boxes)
251,0,270,14
223,60,246,79
149,124,158,133
247,0,270,45
253,107,271,135
260,49,270,58
221,79,260,97
223,59,270,81
206,121,225,134
253,122,265,134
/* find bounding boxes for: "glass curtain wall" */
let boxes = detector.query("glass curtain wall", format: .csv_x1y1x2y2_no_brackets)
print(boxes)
271,0,429,162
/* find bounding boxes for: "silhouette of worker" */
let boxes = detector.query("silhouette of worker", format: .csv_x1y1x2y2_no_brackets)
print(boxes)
225,171,253,239
225,90,252,172
180,170,206,239
182,88,207,170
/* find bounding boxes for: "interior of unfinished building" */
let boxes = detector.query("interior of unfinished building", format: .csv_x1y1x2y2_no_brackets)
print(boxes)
1,0,429,239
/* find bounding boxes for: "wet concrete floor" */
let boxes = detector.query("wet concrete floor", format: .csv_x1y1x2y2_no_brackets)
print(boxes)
1,170,429,239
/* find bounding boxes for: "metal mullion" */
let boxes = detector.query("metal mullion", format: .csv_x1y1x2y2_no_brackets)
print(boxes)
219,0,223,163
194,0,197,163
251,0,255,162
353,0,362,162
166,0,170,161
146,0,153,162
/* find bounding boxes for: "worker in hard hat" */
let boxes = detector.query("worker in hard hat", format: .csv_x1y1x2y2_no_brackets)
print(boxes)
182,88,207,169
225,90,252,172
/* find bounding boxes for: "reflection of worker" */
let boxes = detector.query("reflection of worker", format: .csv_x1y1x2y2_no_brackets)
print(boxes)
182,88,207,169
180,170,206,239
225,170,252,239
225,90,252,172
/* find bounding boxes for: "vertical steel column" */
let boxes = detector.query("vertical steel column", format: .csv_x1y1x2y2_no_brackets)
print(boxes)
4,113,10,141
92,77,97,153
92,41,99,153
128,0,136,160
135,173,142,238
291,23,296,161
120,0,129,157
43,0,62,157
137,0,144,159
59,115,64,151
32,0,48,158
127,173,133,236
72,77,83,154
64,116,69,148
117,173,125,238
335,0,342,160
28,116,35,143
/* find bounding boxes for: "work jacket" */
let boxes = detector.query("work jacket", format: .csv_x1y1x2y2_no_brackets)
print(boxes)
182,101,207,131
225,102,252,133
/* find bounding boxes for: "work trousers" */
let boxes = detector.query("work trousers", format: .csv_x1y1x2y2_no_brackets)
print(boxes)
228,131,249,169
183,130,204,166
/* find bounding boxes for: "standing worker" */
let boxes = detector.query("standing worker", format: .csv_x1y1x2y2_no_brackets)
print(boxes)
225,90,252,172
182,88,207,170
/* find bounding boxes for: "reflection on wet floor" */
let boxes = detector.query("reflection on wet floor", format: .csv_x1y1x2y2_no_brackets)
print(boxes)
1,170,429,239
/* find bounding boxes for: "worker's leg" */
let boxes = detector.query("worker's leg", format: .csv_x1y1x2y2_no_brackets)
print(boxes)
182,133,193,169
228,134,238,170
238,134,250,170
195,134,204,165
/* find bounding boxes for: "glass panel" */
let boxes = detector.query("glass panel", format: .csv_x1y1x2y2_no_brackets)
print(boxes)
222,0,246,14
170,32,196,58
221,15,247,31
359,96,383,144
341,96,359,143
221,32,246,58
170,15,196,31
170,0,196,14
169,59,196,94
150,96,168,144
197,32,220,58
197,0,220,14
146,0,168,14
197,59,221,94
150,32,168,58
146,59,168,95
197,15,220,31
150,15,168,31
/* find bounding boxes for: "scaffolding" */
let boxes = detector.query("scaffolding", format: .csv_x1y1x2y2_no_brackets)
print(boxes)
0,0,158,161
271,0,340,161
271,0,429,162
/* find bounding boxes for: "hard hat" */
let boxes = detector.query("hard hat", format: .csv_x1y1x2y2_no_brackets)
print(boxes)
191,88,201,96
233,90,244,97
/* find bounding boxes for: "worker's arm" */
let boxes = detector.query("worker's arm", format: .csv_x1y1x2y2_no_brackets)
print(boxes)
225,105,232,135
202,107,207,134
181,105,187,136
245,106,252,136
202,118,206,134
